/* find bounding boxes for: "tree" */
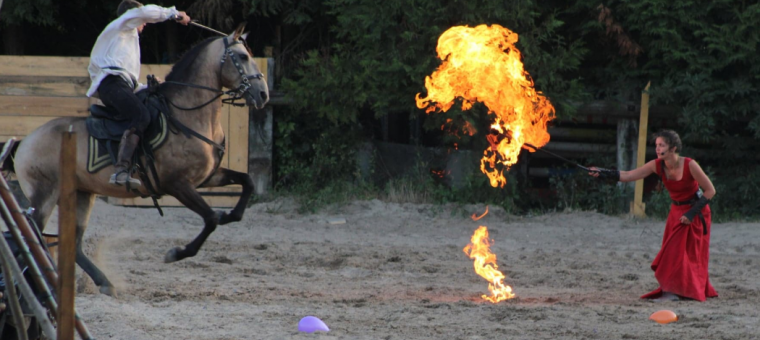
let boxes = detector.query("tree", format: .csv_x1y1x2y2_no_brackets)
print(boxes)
282,0,589,131
0,0,56,54
578,0,760,141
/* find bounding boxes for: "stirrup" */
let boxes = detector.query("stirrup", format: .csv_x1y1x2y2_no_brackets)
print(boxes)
109,169,142,186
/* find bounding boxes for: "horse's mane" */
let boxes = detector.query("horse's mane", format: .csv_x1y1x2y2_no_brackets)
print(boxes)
165,37,219,83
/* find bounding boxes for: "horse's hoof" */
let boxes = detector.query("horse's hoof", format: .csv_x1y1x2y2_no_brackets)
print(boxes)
164,247,183,263
100,285,118,298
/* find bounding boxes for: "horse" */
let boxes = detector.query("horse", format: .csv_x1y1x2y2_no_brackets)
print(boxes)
0,24,269,297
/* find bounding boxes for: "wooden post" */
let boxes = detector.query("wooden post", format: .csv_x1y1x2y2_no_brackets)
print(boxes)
0,140,93,340
57,130,77,340
631,82,651,217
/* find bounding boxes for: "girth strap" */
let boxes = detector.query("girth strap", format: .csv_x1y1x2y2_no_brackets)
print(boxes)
164,113,225,156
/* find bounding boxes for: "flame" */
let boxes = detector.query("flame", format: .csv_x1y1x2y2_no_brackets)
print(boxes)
416,24,555,188
431,169,448,178
463,226,515,303
471,205,489,221
462,120,477,136
441,119,477,137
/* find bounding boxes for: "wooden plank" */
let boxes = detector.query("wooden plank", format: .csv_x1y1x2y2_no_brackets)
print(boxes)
0,95,90,117
0,56,267,80
230,105,249,173
631,82,651,218
255,58,268,84
0,116,60,136
0,56,90,77
219,104,231,170
0,76,90,97
139,64,174,83
0,57,267,92
57,131,77,340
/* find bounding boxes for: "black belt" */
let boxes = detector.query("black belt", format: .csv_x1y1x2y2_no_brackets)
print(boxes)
672,198,697,206
103,66,138,89
671,196,708,235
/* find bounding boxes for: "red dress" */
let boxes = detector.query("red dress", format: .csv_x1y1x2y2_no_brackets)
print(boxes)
640,157,718,301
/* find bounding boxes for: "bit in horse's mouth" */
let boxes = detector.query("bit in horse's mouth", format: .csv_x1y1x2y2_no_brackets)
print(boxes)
246,91,268,109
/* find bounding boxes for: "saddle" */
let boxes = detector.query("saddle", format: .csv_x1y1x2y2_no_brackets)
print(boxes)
86,89,166,143
86,91,171,169
85,77,172,214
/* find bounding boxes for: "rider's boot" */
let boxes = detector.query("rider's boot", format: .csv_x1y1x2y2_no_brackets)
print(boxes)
109,129,142,187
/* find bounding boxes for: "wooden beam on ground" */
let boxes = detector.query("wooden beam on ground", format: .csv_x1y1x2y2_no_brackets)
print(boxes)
631,82,651,217
57,130,77,340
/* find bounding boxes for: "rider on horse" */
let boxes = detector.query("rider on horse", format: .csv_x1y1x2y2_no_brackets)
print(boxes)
86,0,191,187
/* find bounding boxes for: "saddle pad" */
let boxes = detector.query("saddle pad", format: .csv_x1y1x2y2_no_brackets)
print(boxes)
86,112,169,173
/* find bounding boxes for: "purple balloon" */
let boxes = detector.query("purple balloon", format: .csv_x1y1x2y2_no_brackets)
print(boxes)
298,316,330,333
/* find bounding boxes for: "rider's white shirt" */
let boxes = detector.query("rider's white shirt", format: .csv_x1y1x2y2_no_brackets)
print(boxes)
86,5,179,97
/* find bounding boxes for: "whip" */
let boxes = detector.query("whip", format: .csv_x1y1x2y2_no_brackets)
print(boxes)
182,19,227,36
523,142,595,172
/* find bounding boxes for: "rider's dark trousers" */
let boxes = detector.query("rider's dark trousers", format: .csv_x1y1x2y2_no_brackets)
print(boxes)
97,75,150,136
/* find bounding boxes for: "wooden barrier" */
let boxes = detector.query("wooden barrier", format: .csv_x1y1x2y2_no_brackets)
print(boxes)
0,55,268,208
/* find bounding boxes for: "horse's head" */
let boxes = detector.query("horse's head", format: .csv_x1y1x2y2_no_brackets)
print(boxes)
218,24,269,109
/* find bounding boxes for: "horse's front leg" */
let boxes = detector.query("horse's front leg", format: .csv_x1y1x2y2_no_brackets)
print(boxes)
198,167,254,225
163,181,221,263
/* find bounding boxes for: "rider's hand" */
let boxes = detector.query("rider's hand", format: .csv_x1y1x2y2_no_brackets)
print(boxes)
176,11,191,25
588,167,600,177
679,215,692,224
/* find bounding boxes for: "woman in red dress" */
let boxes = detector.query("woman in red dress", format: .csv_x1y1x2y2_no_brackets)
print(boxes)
590,130,718,302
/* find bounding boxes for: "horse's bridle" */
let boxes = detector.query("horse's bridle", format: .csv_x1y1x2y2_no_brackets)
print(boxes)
153,36,266,163
220,36,265,102
163,36,264,111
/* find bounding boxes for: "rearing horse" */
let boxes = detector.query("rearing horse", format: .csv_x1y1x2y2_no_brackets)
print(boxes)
4,25,268,297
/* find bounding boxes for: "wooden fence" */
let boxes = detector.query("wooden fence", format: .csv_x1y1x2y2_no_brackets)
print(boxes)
0,55,269,208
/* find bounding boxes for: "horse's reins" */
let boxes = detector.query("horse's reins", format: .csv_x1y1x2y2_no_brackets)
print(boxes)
153,31,264,159
162,35,264,111
162,81,238,110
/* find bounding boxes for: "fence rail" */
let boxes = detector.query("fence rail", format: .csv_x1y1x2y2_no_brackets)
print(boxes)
0,55,266,208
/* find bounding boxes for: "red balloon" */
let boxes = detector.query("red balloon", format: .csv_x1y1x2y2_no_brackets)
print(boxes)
649,310,678,324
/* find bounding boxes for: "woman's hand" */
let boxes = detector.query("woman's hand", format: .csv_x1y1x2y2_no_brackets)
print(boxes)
588,167,600,178
679,215,692,224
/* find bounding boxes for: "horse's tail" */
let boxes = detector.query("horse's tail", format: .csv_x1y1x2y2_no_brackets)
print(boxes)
0,138,20,173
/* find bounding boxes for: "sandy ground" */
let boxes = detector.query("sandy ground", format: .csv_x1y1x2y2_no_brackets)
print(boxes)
43,198,759,339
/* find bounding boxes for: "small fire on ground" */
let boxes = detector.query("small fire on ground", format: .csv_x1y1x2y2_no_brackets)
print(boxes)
463,207,515,303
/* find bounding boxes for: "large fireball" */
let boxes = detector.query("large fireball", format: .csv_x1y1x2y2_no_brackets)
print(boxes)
416,24,555,188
